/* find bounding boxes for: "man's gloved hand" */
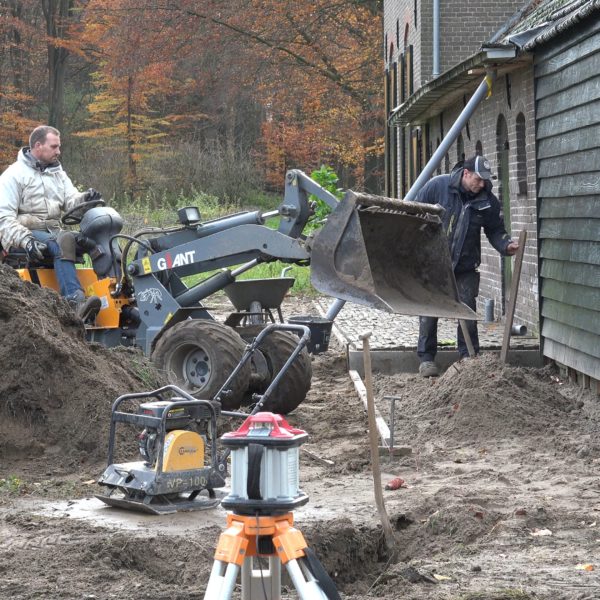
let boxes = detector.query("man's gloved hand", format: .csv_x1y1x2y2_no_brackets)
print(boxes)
83,188,102,202
24,237,48,261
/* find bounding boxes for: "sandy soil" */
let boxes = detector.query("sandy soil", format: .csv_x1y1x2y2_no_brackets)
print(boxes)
1,265,599,600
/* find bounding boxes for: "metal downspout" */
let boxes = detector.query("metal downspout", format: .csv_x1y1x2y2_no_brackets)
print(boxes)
404,71,496,201
325,72,497,321
433,0,440,78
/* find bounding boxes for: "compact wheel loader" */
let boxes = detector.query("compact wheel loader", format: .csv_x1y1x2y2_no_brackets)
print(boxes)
5,169,474,414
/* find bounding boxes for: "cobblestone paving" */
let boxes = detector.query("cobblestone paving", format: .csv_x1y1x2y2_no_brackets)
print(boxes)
314,297,539,352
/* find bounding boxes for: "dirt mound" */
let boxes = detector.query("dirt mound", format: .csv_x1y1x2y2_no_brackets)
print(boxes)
0,265,165,468
374,354,581,447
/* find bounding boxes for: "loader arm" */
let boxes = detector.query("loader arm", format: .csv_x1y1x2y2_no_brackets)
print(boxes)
122,168,474,354
124,169,344,313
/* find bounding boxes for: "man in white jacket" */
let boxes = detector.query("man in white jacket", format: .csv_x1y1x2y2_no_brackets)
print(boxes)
0,125,101,320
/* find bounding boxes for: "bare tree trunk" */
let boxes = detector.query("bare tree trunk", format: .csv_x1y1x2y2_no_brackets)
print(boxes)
42,0,73,130
8,0,23,94
126,75,138,200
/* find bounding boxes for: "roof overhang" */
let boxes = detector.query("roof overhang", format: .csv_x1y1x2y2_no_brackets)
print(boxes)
389,45,531,127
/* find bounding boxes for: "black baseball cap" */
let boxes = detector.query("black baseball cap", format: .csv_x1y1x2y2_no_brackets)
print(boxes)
464,156,496,180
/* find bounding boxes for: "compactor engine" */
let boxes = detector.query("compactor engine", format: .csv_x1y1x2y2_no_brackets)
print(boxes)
137,400,207,469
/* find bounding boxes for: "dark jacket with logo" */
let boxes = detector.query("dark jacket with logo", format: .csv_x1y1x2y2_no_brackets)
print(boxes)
416,163,512,273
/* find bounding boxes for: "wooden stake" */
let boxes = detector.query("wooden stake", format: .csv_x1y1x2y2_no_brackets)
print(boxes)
458,319,476,357
359,331,396,552
501,230,528,363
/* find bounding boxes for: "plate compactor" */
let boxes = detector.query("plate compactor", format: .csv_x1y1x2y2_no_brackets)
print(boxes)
96,386,226,514
96,323,311,514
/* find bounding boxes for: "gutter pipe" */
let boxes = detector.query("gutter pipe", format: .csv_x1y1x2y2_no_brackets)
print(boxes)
404,71,496,201
433,0,440,78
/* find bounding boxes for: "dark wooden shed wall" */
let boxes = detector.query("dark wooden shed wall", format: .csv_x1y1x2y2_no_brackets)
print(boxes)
535,17,600,379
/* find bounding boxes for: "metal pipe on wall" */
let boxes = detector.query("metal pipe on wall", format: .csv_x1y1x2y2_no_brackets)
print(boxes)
404,71,497,202
433,0,441,78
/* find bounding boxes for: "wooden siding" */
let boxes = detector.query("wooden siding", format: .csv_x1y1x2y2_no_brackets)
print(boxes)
535,17,600,380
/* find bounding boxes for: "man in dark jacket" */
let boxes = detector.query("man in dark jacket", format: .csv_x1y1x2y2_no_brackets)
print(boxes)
416,155,519,377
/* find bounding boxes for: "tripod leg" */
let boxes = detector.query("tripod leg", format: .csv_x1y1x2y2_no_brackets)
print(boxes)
285,558,330,600
203,560,240,600
242,556,281,600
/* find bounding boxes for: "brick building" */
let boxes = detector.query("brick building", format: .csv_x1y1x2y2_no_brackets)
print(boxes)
384,0,600,384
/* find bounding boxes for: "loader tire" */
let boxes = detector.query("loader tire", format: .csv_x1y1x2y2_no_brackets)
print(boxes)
239,327,312,414
152,320,250,410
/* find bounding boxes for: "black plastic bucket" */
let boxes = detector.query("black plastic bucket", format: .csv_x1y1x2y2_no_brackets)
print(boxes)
288,315,333,354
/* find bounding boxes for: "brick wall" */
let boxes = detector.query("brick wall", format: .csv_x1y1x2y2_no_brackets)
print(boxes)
384,0,523,86
437,0,523,77
384,0,424,87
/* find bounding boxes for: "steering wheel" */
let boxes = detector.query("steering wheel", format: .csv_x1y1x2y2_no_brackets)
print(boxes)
61,198,106,226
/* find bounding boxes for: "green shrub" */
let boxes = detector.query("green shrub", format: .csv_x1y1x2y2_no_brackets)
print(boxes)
0,475,23,495
305,165,344,233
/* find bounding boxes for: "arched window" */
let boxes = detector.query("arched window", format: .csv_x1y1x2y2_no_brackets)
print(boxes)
496,115,509,198
457,133,464,164
475,140,483,156
516,113,527,195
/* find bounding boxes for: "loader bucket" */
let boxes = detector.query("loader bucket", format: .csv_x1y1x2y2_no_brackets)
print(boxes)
310,192,477,320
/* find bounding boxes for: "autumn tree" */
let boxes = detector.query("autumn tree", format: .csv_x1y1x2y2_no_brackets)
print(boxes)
74,1,264,199
76,0,201,198
72,0,383,198
43,0,79,130
0,1,46,165
168,0,384,190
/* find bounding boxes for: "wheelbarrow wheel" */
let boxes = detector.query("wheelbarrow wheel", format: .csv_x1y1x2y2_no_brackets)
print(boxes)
152,320,251,410
239,326,312,414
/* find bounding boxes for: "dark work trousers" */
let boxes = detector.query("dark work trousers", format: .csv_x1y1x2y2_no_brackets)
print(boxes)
417,270,480,361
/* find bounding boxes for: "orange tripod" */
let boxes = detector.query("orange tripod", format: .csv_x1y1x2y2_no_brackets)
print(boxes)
203,512,338,600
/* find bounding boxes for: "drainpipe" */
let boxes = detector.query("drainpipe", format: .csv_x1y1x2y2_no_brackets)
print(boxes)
433,0,441,78
405,71,496,201
325,71,497,321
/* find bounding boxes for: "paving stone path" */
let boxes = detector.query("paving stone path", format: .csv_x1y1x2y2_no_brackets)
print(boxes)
313,297,539,352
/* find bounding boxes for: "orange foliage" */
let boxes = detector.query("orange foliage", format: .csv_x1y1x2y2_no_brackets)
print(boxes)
185,0,384,188
71,0,382,194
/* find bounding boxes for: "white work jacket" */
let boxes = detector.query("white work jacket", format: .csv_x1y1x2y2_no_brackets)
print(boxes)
0,148,85,250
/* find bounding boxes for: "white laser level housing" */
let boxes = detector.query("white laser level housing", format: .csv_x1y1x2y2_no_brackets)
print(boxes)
221,412,309,515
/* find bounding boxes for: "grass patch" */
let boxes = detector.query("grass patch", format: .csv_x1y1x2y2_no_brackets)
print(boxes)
0,475,24,495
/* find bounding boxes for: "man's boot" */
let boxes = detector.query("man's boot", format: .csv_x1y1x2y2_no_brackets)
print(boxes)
67,292,101,322
419,361,439,378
